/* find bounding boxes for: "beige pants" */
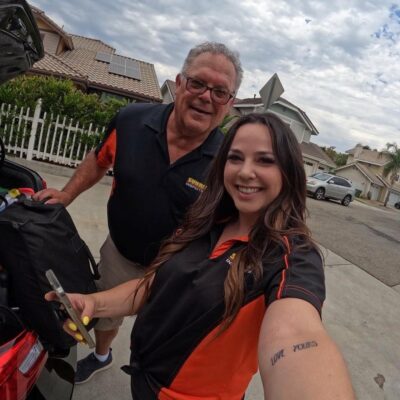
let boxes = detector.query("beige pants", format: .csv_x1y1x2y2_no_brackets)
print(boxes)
95,235,145,331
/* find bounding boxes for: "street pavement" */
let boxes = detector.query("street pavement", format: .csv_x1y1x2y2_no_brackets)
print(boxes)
306,196,400,289
36,167,400,400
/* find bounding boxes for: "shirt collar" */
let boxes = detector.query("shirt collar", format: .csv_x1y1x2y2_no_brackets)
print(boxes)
144,102,224,158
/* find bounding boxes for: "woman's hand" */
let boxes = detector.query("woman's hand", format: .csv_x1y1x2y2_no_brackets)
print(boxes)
45,291,96,344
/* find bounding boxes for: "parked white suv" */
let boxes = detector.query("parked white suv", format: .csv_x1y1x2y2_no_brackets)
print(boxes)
306,172,356,206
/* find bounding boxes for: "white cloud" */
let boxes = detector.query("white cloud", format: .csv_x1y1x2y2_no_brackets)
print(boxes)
30,0,400,152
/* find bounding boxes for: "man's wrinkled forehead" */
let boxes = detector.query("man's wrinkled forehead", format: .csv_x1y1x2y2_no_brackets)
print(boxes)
185,52,237,90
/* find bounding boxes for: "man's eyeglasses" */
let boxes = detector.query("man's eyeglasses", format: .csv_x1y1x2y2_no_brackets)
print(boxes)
183,75,234,105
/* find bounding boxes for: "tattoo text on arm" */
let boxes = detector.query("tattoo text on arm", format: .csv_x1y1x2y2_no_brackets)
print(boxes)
270,340,318,367
293,340,318,352
271,349,285,366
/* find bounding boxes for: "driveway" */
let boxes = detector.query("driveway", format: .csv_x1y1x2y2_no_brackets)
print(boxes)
306,197,400,289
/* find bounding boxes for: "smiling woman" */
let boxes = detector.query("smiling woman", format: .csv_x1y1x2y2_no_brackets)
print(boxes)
55,112,355,399
223,122,283,231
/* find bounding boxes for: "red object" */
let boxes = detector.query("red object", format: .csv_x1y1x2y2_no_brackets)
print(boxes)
0,330,47,400
17,188,35,196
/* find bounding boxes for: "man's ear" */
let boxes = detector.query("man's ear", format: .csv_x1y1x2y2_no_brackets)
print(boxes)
175,73,182,87
227,95,236,108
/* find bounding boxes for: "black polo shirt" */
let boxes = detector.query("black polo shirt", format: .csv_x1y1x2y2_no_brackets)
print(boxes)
125,227,325,399
95,103,224,265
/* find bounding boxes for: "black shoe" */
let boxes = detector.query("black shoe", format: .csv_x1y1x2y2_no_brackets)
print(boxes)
75,350,113,384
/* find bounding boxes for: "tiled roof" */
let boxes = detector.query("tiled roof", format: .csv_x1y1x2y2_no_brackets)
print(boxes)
32,52,86,80
300,142,336,168
71,35,115,53
31,8,161,102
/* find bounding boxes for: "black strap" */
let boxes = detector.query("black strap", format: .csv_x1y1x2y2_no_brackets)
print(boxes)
83,242,100,280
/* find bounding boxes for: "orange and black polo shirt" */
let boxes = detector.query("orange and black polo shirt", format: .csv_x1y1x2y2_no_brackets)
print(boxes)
95,103,223,265
124,225,325,399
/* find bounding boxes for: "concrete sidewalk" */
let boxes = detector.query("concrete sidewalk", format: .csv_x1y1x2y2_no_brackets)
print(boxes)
40,171,400,400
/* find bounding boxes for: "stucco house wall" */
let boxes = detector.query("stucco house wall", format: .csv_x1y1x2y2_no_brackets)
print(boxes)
337,166,371,195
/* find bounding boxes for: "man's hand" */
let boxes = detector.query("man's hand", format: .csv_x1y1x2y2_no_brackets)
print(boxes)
32,151,110,206
33,188,73,206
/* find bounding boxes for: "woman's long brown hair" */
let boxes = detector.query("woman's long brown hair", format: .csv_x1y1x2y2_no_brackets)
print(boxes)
135,113,317,330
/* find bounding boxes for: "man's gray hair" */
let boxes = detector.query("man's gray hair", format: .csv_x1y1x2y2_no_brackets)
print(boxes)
181,42,243,93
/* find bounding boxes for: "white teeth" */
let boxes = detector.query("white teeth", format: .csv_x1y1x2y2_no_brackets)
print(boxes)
238,186,260,194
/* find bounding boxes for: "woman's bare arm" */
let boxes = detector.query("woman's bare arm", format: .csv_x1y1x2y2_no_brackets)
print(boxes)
258,298,355,400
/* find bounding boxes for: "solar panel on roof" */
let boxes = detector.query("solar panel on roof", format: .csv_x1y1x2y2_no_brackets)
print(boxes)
125,66,141,80
101,53,141,80
126,59,138,68
95,52,112,63
111,55,125,66
109,64,125,76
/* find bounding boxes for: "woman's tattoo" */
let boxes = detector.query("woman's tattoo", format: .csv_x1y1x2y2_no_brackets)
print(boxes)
293,340,318,352
271,349,285,366
270,341,318,366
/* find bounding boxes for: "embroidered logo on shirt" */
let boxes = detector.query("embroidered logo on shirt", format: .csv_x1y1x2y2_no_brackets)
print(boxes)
226,252,236,266
185,177,207,192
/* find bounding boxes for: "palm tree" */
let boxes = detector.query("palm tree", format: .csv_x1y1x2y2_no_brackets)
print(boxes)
383,142,400,207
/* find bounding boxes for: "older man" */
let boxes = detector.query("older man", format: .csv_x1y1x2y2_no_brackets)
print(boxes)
35,41,243,384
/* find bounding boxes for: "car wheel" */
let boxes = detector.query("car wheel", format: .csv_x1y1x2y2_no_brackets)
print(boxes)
314,188,325,200
395,203,400,209
341,195,351,206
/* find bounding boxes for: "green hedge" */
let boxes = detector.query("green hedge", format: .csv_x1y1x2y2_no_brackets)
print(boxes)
0,75,127,127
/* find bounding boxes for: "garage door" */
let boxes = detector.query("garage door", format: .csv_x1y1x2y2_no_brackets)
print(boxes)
370,185,380,201
388,191,400,206
304,161,314,177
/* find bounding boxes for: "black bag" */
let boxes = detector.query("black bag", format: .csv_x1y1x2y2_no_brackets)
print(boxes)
0,198,100,349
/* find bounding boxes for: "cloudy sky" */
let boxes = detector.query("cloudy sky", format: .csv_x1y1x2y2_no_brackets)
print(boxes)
30,0,400,152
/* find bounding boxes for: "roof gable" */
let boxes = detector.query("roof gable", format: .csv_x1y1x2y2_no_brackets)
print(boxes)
234,96,319,135
346,145,391,165
31,6,73,51
300,142,336,168
336,162,385,186
161,79,176,101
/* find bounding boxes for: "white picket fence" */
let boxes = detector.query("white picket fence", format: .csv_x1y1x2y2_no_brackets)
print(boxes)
0,99,106,167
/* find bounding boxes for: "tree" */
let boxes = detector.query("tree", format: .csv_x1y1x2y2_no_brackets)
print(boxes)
335,153,348,167
383,142,400,207
321,146,337,161
320,146,348,167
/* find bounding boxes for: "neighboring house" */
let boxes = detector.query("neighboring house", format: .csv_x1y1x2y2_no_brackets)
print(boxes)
161,80,176,104
233,97,335,175
335,144,400,205
299,142,336,176
29,6,162,103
